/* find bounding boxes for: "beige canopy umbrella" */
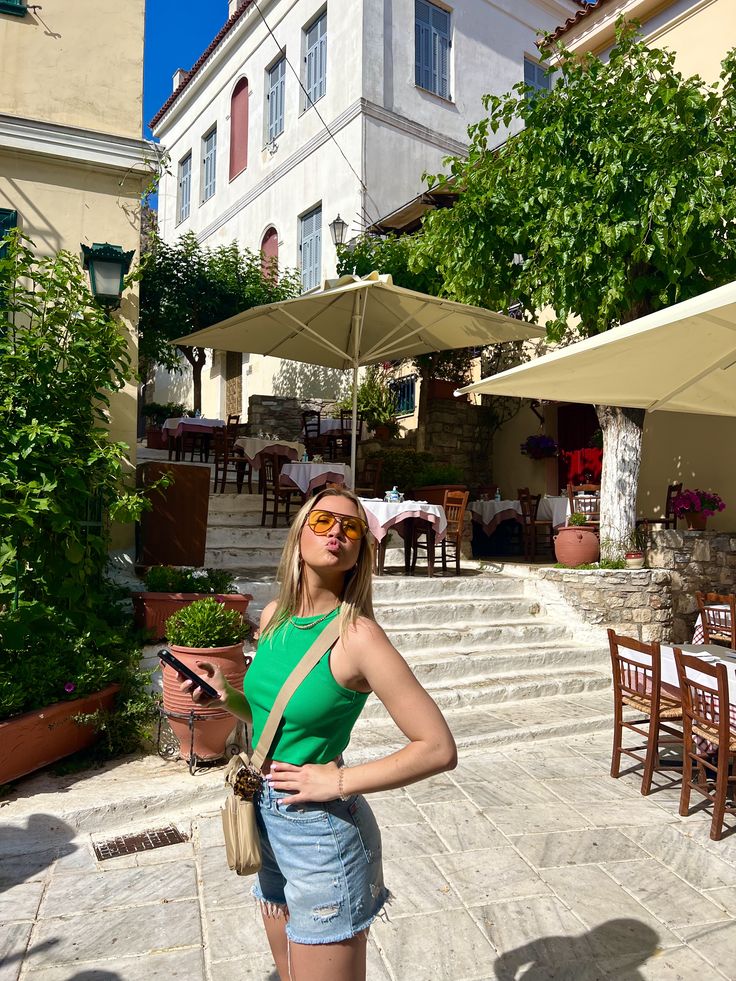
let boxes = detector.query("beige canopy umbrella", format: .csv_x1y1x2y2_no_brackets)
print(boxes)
457,279,736,416
175,272,543,483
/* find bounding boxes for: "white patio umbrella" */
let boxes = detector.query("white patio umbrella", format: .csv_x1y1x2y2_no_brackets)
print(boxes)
456,279,736,417
174,272,544,484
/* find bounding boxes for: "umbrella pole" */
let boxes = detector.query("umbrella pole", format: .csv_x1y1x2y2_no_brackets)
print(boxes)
349,293,363,491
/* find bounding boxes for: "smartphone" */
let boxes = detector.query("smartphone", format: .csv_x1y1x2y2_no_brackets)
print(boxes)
158,648,220,700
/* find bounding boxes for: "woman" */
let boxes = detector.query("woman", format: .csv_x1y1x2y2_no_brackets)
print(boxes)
181,487,457,981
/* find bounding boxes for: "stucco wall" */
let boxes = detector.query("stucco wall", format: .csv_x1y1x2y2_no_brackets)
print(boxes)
0,0,145,138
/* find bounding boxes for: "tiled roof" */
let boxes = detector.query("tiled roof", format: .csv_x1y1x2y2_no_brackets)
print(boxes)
149,1,253,131
543,0,616,45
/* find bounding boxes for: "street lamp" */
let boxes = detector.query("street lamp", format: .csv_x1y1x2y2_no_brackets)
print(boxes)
329,214,348,247
81,242,135,308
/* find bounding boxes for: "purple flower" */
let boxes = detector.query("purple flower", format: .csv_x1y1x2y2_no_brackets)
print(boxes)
64,682,76,693
672,488,725,518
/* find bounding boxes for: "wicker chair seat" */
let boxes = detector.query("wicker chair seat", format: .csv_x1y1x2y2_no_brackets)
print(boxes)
622,692,682,718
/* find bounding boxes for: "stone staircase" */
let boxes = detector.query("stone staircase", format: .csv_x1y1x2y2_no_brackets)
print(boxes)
205,491,613,760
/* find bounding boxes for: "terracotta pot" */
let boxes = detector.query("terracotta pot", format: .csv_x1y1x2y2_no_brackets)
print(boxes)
132,592,252,641
374,424,392,443
554,526,600,567
162,642,247,761
0,685,120,785
685,513,707,531
625,553,646,569
410,484,468,506
426,379,469,402
145,426,168,450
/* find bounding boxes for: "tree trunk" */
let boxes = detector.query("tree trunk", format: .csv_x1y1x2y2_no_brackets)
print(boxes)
178,345,207,414
596,404,645,561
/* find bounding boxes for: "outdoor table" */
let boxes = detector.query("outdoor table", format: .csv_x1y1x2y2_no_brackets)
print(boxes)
234,437,305,471
661,643,736,737
692,606,731,645
162,416,225,462
469,495,569,536
359,498,447,576
280,462,351,496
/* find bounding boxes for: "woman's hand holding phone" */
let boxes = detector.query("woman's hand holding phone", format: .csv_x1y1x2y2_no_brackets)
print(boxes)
180,661,228,707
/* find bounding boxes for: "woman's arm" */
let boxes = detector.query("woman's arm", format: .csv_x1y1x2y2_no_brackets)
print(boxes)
267,617,457,803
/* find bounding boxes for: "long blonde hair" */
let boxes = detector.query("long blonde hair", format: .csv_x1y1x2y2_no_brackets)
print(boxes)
264,488,375,642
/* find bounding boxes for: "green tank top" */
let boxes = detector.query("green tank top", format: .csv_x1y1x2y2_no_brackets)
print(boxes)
243,608,370,765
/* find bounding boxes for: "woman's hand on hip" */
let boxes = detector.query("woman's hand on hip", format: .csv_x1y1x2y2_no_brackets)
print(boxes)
265,761,342,804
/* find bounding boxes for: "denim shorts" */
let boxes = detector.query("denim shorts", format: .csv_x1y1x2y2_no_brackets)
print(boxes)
252,779,390,945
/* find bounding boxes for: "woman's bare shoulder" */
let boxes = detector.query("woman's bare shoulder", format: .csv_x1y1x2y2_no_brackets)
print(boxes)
344,614,393,651
259,600,279,632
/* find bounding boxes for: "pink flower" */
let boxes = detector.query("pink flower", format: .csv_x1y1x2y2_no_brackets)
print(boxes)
673,488,725,518
64,682,76,693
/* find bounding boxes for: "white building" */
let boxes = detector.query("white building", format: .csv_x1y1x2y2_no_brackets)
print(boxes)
151,0,577,418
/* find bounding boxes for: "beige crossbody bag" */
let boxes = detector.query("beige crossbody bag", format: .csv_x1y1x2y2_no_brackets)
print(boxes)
221,618,341,876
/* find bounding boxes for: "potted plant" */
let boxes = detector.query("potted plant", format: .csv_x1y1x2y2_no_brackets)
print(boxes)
132,567,252,641
343,368,400,441
162,598,251,761
521,434,559,460
413,349,474,402
672,488,726,530
141,401,187,450
554,512,600,567
411,462,466,505
623,529,647,569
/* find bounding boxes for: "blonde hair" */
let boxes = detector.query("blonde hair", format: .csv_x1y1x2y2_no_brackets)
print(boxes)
264,488,375,642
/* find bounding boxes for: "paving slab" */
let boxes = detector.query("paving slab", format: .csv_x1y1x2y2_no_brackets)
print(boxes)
21,948,206,981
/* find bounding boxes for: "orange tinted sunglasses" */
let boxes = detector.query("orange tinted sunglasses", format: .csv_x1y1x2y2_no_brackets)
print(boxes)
306,509,368,541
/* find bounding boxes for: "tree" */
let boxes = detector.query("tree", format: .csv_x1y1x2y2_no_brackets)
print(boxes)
412,22,736,556
138,232,301,412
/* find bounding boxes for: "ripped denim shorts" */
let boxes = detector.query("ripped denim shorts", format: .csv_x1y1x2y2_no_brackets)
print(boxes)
252,779,390,945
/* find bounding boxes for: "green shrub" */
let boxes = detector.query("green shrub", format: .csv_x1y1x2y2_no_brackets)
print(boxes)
413,462,464,487
367,448,434,492
567,512,590,526
140,401,189,426
144,566,236,594
166,598,250,648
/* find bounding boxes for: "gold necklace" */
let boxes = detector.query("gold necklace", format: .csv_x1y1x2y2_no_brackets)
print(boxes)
289,607,339,630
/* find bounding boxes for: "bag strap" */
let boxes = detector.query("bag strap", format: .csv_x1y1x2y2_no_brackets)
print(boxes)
246,617,341,772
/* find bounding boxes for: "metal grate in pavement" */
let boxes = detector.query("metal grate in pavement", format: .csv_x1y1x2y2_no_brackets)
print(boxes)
93,825,188,861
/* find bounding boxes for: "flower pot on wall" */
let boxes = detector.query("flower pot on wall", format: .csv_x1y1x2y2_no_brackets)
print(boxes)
685,514,708,531
162,643,248,761
146,426,168,450
132,592,252,641
0,685,120,785
410,484,468,506
426,379,469,402
625,552,646,569
554,526,600,567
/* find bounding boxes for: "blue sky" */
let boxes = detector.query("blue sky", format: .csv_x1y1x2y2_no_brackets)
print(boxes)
143,0,228,139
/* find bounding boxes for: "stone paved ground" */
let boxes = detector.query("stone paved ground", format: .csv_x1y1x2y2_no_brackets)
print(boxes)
3,730,736,980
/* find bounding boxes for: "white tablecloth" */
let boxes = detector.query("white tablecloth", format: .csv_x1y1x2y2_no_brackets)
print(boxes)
280,463,351,495
162,416,225,436
359,499,447,544
692,606,731,645
469,496,569,535
235,437,305,468
660,644,736,706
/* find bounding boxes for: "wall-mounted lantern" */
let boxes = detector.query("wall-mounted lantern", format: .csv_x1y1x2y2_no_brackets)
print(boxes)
81,243,135,308
329,214,348,248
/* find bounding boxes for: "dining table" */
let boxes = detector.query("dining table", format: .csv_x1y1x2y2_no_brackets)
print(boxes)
162,416,225,462
359,498,447,576
469,495,570,536
280,462,352,496
234,437,305,471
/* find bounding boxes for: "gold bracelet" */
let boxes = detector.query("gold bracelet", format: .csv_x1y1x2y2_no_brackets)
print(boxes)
338,764,349,801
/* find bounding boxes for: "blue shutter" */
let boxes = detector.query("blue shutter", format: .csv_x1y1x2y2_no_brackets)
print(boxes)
268,58,285,140
415,0,432,91
0,209,17,258
0,1,28,16
305,13,326,108
415,0,450,98
178,155,191,223
203,129,217,201
300,207,322,291
524,56,550,93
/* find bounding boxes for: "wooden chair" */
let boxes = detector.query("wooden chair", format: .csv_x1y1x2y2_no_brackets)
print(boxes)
227,413,241,427
518,487,553,560
567,482,600,527
183,427,208,463
301,410,330,460
636,482,681,530
212,428,252,495
261,452,303,527
330,410,365,461
608,629,683,796
674,647,736,840
411,489,469,576
355,457,383,498
695,591,736,648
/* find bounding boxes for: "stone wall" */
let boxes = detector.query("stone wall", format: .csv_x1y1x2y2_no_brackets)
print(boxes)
536,568,674,644
647,529,736,642
412,399,495,487
247,395,324,440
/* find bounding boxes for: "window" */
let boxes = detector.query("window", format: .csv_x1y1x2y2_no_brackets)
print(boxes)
229,78,249,180
0,208,17,258
415,0,450,100
0,0,28,16
267,57,286,142
389,375,417,416
202,127,217,202
177,154,191,224
524,56,550,94
300,206,321,291
304,12,327,109
261,226,279,279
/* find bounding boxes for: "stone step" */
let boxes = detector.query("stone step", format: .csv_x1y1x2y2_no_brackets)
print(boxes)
371,598,540,626
203,545,284,569
404,643,609,680
208,492,263,512
359,668,610,720
346,692,614,762
384,620,572,652
206,526,290,548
